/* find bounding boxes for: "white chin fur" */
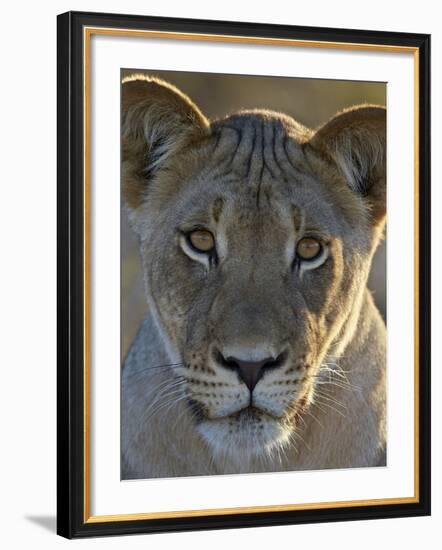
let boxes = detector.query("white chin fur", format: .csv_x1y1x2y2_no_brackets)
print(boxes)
197,414,292,472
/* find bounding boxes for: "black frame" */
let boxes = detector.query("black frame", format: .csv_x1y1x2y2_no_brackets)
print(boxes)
57,10,431,539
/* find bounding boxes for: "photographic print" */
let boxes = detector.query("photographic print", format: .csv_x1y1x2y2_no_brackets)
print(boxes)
121,70,387,480
57,11,430,538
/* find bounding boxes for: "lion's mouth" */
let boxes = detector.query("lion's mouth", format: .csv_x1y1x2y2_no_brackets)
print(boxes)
187,396,280,423
229,406,277,421
210,405,281,425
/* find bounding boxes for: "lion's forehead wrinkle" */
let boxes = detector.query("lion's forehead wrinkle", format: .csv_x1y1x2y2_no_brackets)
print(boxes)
209,114,308,190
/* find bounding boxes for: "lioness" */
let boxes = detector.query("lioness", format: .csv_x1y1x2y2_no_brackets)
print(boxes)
121,75,386,479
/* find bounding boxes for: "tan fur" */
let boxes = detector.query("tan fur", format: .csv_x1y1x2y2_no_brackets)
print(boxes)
121,76,386,478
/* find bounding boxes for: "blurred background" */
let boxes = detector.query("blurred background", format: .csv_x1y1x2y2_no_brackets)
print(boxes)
121,69,386,360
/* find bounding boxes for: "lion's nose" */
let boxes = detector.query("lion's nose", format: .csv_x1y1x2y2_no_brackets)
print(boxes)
215,350,288,391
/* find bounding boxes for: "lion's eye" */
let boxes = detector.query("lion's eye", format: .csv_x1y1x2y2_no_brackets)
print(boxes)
296,237,322,261
188,230,215,253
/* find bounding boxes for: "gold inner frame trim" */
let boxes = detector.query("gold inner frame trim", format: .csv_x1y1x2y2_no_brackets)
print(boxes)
83,26,420,524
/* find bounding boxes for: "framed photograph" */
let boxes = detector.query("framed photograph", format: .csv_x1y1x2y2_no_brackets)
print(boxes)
57,11,431,538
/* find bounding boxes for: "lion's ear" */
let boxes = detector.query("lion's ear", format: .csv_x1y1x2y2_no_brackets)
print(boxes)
121,76,210,210
309,105,386,226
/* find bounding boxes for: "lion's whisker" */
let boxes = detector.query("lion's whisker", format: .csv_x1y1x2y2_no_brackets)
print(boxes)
312,397,347,418
123,363,185,380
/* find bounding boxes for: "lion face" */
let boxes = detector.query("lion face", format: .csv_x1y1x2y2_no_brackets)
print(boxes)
122,77,386,466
